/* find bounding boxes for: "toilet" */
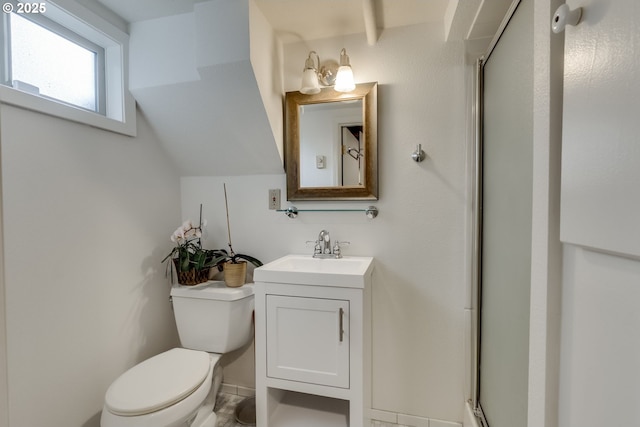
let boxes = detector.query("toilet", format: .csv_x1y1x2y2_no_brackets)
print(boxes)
100,281,254,427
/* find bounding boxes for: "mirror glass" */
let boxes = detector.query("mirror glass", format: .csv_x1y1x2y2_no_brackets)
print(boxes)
285,82,377,201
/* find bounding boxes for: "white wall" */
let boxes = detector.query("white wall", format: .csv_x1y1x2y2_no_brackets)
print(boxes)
0,105,182,427
181,22,468,423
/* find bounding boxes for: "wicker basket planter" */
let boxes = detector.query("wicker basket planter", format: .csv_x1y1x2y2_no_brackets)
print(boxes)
174,260,210,286
223,261,247,287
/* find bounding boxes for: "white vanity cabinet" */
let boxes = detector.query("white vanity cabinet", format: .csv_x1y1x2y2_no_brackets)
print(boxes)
254,255,373,427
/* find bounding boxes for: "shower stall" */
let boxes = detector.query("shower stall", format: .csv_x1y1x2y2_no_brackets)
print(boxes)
470,1,533,426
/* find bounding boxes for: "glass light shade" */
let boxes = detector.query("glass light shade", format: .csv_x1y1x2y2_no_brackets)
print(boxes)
334,66,355,92
300,68,320,94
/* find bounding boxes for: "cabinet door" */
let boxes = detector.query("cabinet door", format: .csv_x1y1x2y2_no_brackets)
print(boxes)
266,295,349,388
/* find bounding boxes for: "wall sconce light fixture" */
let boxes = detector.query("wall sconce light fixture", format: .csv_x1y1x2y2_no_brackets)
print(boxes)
299,48,356,95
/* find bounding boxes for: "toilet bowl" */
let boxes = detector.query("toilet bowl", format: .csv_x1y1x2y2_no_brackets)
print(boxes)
101,282,254,427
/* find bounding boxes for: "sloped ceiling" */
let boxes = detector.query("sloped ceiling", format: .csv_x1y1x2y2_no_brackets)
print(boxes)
126,0,284,177
131,62,282,176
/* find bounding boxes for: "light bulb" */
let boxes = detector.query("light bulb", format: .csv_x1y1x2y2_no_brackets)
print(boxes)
335,66,355,92
334,48,355,92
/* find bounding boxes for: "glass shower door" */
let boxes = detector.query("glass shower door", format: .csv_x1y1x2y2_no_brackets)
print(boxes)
477,0,533,426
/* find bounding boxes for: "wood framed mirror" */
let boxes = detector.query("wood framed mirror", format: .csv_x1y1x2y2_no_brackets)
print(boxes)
285,82,378,201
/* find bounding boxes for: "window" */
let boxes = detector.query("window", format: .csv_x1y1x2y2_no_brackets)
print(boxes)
0,0,136,136
6,11,105,113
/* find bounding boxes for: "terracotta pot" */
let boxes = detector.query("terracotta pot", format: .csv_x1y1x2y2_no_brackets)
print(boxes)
223,261,247,287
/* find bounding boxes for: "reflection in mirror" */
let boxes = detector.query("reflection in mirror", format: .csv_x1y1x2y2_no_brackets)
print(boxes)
341,123,363,186
299,100,363,187
285,82,377,201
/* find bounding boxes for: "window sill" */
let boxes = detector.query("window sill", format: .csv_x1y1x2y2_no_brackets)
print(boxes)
0,84,137,136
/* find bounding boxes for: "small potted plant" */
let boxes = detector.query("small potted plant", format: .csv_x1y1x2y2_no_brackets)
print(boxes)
210,184,263,287
162,206,220,286
209,248,263,287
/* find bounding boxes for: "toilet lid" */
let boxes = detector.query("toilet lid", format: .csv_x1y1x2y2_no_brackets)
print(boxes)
105,348,211,416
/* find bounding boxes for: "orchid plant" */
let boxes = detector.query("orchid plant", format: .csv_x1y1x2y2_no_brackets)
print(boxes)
162,207,223,274
162,195,263,286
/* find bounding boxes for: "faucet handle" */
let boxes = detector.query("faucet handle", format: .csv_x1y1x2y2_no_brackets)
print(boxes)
332,241,350,258
306,240,322,255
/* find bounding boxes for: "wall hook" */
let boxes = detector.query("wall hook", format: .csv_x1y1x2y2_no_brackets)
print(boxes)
411,144,426,162
552,4,582,33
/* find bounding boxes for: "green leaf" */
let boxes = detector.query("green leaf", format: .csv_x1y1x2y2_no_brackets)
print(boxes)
204,254,230,269
235,254,263,267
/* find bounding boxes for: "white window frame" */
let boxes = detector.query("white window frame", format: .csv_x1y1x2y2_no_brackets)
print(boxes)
0,0,136,136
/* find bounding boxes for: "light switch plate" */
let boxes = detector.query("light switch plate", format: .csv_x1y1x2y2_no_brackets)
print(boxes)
268,189,281,210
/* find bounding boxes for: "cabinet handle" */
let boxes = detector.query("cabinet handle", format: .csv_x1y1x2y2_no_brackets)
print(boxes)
339,308,344,342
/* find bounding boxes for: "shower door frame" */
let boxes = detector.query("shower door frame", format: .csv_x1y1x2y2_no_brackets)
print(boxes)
470,1,523,425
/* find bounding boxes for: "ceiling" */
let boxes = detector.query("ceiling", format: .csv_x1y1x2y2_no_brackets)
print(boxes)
95,0,450,42
254,0,450,42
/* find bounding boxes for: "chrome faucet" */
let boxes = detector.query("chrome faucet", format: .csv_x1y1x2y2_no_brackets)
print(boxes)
318,230,331,255
309,230,350,258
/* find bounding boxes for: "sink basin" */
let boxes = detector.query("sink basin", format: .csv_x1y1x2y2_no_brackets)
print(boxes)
254,254,374,288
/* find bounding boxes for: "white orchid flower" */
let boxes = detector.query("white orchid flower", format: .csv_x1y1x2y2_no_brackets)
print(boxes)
169,219,204,247
176,227,186,240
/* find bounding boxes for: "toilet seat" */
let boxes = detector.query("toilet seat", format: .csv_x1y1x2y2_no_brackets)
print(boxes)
105,348,211,416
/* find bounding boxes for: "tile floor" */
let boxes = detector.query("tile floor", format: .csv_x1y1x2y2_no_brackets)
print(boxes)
214,392,461,427
215,392,255,427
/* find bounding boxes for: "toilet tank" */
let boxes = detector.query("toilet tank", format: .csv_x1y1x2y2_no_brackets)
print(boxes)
170,282,254,353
